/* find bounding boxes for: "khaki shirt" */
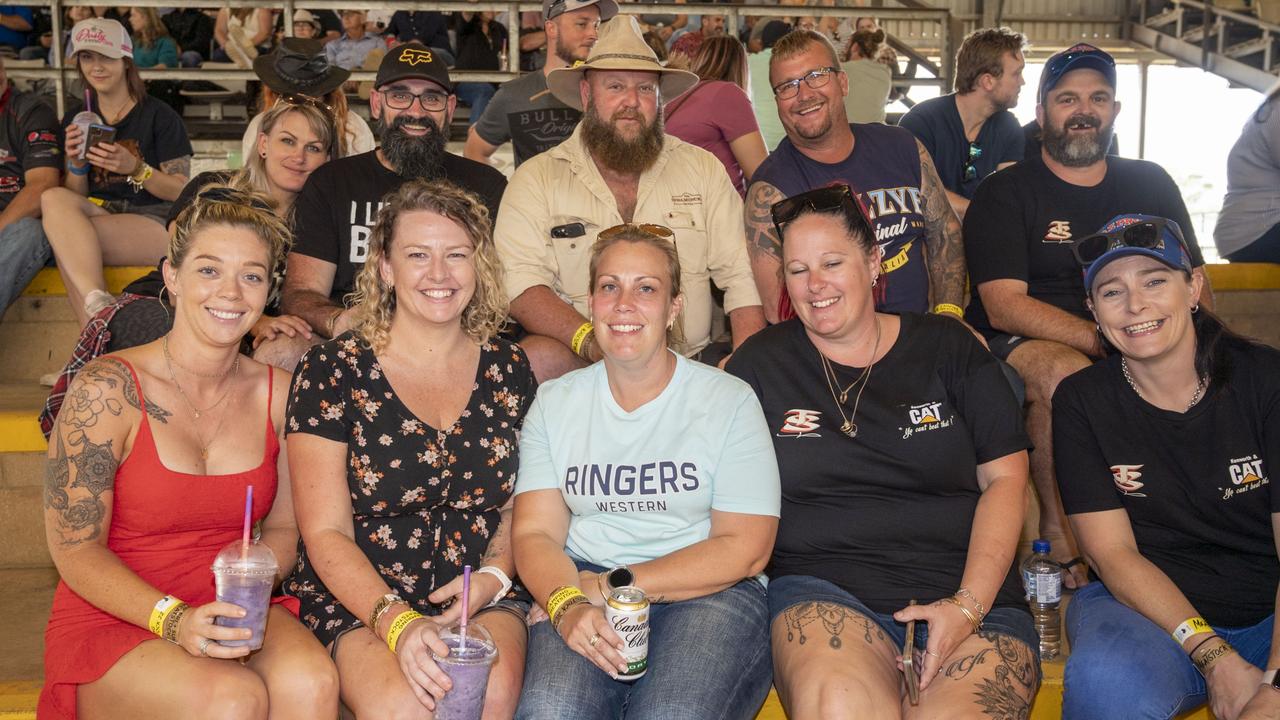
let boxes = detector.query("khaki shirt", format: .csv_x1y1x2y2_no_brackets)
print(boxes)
495,124,761,356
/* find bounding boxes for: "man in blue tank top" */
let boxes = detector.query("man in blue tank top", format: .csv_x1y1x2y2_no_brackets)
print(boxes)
745,29,969,328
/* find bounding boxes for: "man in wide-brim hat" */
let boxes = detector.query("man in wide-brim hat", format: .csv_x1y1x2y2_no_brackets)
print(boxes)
494,16,766,382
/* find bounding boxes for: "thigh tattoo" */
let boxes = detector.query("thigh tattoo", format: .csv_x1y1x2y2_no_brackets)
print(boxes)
781,602,886,650
942,632,1039,720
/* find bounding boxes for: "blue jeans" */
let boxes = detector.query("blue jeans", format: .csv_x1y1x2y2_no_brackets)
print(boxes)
454,82,496,126
0,217,51,314
1064,582,1274,719
515,566,773,720
1225,222,1280,264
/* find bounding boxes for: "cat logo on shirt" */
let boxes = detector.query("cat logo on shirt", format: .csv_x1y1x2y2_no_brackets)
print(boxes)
398,48,435,66
1228,456,1266,486
1111,464,1146,497
908,402,943,426
778,409,822,438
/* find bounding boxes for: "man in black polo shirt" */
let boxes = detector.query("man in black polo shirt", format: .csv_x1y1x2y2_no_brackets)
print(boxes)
271,44,507,370
0,56,63,314
963,44,1214,586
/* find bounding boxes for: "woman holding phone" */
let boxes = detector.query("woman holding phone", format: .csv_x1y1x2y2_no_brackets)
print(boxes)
41,17,193,328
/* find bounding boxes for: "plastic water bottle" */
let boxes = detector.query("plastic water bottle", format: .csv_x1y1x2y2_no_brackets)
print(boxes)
1021,539,1062,660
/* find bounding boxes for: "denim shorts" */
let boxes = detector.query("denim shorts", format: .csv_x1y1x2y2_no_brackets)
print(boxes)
767,574,1040,665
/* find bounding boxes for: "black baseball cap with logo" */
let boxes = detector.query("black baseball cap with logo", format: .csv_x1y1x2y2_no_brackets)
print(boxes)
375,42,453,93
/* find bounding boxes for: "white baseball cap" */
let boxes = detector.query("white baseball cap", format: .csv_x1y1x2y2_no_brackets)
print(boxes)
70,18,133,60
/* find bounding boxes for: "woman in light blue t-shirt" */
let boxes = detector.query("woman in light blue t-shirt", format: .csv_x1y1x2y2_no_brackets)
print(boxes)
512,224,781,720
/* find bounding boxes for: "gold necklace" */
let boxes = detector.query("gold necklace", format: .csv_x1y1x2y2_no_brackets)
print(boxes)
164,335,240,379
819,318,881,438
163,337,239,460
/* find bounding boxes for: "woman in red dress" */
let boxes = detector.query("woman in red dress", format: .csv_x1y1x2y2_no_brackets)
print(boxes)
39,185,338,719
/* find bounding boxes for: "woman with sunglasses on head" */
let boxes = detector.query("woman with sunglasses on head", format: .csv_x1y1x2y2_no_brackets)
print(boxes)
1055,214,1280,720
512,224,780,720
243,38,375,162
726,184,1040,719
39,99,336,433
39,184,339,720
283,180,535,719
41,17,193,328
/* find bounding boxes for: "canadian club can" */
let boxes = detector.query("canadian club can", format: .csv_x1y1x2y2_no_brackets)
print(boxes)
605,586,649,680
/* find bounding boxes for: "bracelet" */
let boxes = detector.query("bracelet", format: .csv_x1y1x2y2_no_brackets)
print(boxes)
954,587,988,622
1172,616,1213,644
385,610,425,653
942,596,982,632
67,162,90,176
933,303,964,319
324,307,343,337
368,593,403,635
570,322,594,358
148,595,185,637
162,602,190,644
1187,633,1220,658
126,161,153,191
552,596,590,635
546,585,588,626
1193,638,1235,675
475,566,513,606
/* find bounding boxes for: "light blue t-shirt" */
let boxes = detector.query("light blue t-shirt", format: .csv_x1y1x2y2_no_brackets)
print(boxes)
515,353,780,568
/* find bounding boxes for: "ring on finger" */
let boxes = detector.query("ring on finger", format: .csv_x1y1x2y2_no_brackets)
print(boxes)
198,638,211,657
925,649,940,658
589,633,601,648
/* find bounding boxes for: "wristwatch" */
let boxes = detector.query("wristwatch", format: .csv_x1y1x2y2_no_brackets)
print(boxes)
1262,669,1280,691
605,565,634,592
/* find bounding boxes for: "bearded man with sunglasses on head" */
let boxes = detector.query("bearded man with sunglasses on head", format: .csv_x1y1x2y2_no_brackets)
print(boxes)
273,44,507,371
962,43,1214,588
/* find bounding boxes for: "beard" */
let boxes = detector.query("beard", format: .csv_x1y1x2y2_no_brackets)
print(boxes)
581,103,665,174
1042,112,1113,167
789,100,835,141
379,113,448,178
555,39,586,65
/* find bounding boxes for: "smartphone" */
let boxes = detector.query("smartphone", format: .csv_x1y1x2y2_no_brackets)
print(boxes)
902,600,920,706
85,123,117,153
550,222,586,239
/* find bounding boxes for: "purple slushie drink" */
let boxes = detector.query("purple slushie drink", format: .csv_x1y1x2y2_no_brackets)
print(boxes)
211,539,277,650
70,110,102,160
433,624,498,720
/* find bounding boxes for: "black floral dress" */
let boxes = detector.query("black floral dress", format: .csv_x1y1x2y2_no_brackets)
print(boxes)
283,332,536,646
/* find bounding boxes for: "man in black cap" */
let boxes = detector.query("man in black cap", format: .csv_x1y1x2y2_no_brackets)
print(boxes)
963,43,1214,585
269,43,507,369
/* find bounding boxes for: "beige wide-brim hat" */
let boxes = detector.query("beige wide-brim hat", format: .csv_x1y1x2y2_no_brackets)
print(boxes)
547,16,699,111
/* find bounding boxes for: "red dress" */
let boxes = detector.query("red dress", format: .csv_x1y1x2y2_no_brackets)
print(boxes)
40,358,297,719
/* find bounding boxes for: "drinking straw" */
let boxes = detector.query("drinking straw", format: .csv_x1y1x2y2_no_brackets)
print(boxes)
460,565,472,651
241,485,254,560
84,88,91,114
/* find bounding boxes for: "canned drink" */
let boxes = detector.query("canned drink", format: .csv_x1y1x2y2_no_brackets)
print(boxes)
605,586,649,680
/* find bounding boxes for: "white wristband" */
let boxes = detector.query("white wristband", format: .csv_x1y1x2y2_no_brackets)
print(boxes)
475,566,513,606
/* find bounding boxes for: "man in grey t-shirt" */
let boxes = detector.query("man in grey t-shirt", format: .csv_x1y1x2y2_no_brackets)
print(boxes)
464,0,616,166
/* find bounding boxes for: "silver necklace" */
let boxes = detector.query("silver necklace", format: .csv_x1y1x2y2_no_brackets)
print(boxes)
819,318,881,438
1120,357,1207,412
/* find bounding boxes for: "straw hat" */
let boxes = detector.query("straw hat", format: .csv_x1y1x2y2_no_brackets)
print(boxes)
547,16,698,111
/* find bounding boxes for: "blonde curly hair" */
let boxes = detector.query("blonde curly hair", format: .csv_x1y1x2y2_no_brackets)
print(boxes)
347,180,507,352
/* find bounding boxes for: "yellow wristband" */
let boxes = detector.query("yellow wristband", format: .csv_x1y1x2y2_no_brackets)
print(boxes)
148,594,184,637
933,303,964,319
546,585,588,624
385,610,425,653
570,322,594,357
1173,616,1213,644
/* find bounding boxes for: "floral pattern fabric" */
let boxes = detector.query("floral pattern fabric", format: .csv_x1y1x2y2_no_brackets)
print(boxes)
283,332,536,646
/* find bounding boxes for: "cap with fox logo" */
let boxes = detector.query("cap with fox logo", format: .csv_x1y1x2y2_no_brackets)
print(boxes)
375,42,452,93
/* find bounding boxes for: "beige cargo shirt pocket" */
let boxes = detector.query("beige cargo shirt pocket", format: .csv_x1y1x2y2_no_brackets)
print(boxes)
547,216,603,316
663,208,712,353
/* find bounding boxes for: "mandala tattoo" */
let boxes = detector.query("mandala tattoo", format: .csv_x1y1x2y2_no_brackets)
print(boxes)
782,602,885,650
943,631,1039,720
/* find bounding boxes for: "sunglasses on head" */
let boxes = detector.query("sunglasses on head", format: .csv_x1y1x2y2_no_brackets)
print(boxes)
1071,219,1187,267
278,93,333,113
598,223,675,241
771,185,859,236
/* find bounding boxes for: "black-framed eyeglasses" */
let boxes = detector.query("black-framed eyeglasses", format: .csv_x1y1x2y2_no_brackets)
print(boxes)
379,88,449,111
1071,219,1188,267
962,141,982,182
772,66,839,100
278,93,333,113
771,184,859,237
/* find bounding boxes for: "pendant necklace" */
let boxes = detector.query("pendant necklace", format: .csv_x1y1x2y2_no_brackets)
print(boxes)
163,336,239,459
819,318,881,438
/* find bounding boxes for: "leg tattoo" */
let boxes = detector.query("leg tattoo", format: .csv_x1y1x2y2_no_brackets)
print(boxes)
782,602,886,650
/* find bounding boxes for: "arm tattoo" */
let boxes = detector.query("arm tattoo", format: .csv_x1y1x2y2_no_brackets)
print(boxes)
942,631,1040,720
160,155,191,180
745,182,785,263
45,411,118,546
780,601,886,650
917,141,968,308
61,358,170,427
479,503,513,568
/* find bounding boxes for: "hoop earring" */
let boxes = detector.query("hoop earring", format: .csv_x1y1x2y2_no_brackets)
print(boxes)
872,275,879,288
1192,303,1200,314
158,286,172,324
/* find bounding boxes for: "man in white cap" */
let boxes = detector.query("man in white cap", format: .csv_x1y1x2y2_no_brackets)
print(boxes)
465,0,617,167
494,16,766,381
